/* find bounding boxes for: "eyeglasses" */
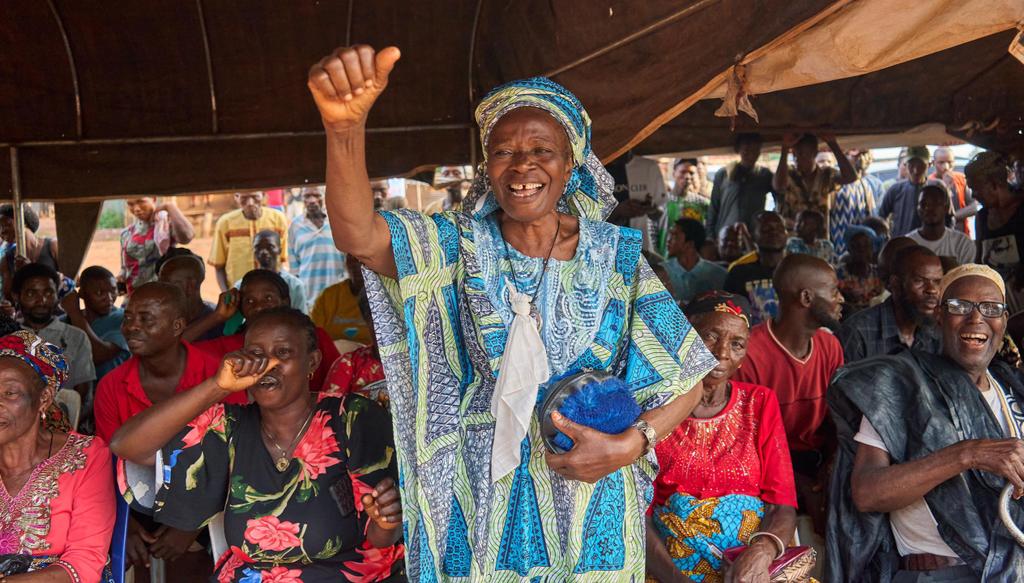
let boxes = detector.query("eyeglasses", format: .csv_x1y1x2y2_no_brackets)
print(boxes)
943,298,1007,318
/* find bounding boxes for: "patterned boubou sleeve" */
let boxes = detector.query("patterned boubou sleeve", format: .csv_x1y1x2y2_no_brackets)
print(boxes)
619,231,717,412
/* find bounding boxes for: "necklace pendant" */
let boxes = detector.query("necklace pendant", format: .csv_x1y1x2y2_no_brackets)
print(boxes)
529,303,543,330
275,457,290,472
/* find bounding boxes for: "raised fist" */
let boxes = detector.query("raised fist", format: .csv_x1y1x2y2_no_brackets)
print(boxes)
307,45,401,132
216,351,280,393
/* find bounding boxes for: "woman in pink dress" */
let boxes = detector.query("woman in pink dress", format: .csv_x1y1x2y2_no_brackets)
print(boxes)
0,330,115,583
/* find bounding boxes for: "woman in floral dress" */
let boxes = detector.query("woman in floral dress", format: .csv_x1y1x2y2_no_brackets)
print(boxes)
111,307,404,582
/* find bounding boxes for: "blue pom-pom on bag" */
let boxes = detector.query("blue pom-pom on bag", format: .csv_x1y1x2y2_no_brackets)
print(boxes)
538,370,642,453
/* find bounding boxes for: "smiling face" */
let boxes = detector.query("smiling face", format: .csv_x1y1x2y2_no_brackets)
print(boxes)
122,290,185,357
243,317,321,409
693,312,749,387
939,276,1007,376
486,107,573,225
0,358,49,445
240,278,287,320
127,197,157,223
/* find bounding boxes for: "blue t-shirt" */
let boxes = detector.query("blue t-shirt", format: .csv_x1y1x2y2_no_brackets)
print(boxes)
68,307,130,380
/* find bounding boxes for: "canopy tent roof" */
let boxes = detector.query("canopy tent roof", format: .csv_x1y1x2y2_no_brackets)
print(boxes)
0,0,838,202
639,0,1024,157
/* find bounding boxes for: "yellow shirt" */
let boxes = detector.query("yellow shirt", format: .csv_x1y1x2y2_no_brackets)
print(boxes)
728,250,759,271
208,208,289,285
310,280,372,344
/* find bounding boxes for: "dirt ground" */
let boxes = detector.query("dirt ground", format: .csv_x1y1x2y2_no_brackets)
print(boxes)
81,235,224,303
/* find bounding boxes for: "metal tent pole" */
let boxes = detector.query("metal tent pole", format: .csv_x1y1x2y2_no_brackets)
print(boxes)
10,147,27,254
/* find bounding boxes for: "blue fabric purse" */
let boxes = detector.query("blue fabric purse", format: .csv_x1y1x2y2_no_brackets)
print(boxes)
539,370,641,453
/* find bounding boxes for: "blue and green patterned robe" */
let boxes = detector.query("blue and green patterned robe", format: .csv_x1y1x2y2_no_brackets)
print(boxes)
364,209,715,581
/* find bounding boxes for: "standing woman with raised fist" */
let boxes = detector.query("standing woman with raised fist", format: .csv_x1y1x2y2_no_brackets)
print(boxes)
308,45,716,581
110,307,403,582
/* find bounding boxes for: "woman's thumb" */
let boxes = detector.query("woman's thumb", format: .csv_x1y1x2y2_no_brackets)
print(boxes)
551,411,579,438
374,46,401,85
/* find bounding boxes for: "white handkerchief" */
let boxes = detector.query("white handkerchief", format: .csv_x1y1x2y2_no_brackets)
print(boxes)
491,288,550,482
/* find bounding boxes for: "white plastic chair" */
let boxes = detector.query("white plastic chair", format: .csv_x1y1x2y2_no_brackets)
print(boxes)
333,338,364,356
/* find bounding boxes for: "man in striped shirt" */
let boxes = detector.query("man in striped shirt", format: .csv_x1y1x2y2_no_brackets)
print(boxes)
288,186,347,311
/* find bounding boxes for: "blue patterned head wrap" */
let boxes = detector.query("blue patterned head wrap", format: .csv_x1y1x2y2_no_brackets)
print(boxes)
464,77,616,221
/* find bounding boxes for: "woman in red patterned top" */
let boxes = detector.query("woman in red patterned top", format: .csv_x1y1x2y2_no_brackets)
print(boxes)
647,292,797,583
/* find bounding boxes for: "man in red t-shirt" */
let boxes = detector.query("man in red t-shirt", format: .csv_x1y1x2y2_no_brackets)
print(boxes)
94,282,246,580
734,254,845,531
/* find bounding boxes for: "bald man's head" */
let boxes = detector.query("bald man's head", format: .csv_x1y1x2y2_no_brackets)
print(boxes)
123,282,189,357
158,255,205,302
129,282,188,320
773,253,843,329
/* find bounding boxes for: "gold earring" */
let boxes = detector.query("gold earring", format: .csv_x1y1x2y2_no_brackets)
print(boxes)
308,371,315,379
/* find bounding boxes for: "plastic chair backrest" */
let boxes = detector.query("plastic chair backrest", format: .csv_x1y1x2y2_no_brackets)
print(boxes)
54,389,81,431
110,456,130,583
208,512,228,563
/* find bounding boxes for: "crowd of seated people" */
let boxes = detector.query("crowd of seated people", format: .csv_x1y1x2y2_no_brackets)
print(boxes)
0,188,385,582
1,138,1022,583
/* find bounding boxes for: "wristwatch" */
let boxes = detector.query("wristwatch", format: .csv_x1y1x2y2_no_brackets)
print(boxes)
631,419,658,456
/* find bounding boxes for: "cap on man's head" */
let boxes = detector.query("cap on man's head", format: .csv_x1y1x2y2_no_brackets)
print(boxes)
938,264,1005,302
905,146,931,165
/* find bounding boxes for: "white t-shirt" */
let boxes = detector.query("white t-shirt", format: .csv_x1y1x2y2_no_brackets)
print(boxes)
908,228,976,266
854,381,1008,558
625,156,667,252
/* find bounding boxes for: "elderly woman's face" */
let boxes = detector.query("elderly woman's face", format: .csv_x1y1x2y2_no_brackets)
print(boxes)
486,107,573,224
243,317,320,409
939,276,1007,374
0,358,48,445
693,312,749,386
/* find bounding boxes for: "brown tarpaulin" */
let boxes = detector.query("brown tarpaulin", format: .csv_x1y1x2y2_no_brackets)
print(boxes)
0,0,837,201
639,30,1024,156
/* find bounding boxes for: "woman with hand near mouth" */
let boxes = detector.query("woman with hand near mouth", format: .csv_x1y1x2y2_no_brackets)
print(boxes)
646,292,797,583
308,45,715,579
110,307,403,582
190,270,340,390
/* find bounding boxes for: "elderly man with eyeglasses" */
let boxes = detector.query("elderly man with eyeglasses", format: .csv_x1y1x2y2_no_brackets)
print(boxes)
827,264,1024,582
